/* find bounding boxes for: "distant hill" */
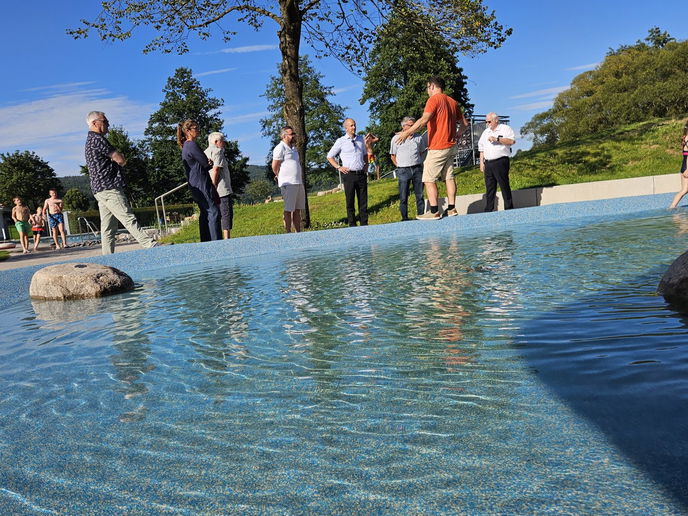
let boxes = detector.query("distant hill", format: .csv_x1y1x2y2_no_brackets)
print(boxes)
247,164,267,181
59,175,94,199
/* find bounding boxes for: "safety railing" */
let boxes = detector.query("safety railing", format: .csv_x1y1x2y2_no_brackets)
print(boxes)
154,182,188,236
77,216,99,238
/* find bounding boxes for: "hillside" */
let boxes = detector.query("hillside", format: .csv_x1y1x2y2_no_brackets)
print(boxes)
166,118,685,243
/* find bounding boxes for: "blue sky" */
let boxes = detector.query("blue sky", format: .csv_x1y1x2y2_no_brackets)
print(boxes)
1,1,686,177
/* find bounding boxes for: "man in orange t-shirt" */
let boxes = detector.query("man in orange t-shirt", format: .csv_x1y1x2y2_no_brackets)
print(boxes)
396,76,468,220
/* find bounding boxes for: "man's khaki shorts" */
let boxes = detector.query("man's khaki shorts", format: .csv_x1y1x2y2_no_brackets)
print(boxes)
422,147,457,183
280,184,306,212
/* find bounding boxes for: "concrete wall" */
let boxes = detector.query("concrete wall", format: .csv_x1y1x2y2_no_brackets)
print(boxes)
432,173,680,214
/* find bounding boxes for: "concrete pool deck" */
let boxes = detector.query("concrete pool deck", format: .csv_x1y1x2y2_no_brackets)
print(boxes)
0,190,683,311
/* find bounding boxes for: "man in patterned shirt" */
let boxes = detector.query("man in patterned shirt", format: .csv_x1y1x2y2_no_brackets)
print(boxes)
85,111,157,254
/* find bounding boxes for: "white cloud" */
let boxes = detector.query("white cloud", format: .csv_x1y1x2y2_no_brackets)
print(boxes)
332,84,359,95
0,86,153,176
220,45,278,54
23,81,96,92
222,111,270,124
509,86,568,100
565,62,600,71
510,100,555,111
195,67,238,77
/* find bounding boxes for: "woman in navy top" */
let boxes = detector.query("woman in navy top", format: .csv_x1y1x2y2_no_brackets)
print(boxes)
177,119,220,241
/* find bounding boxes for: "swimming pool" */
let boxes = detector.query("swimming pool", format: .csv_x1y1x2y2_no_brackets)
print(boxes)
1,195,687,513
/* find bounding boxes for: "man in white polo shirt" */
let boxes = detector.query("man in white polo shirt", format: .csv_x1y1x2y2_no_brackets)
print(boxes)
272,126,306,232
478,112,516,212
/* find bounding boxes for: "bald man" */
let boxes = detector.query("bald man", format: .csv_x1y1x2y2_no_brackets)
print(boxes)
327,118,378,226
478,113,516,212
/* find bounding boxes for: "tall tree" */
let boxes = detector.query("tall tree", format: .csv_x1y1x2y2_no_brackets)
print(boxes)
524,28,688,147
63,188,90,212
361,5,473,172
68,0,511,226
0,151,62,209
144,67,249,202
261,55,346,191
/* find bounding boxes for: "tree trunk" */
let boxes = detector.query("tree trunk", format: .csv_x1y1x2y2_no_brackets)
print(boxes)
278,0,310,228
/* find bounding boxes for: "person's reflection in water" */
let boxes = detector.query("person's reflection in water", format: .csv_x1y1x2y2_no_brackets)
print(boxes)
160,268,252,404
32,291,155,423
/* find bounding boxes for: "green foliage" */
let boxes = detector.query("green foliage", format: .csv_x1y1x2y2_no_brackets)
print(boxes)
143,67,249,202
66,204,196,235
523,28,688,147
166,118,685,243
0,251,9,262
63,188,90,212
361,5,472,171
244,179,278,205
68,1,511,69
261,55,346,191
0,150,62,209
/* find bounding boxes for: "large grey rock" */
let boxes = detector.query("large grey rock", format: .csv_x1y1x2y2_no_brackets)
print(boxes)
30,263,134,300
658,250,688,302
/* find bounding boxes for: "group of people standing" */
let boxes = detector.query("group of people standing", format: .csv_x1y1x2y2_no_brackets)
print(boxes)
10,189,68,254
329,76,517,224
78,76,518,254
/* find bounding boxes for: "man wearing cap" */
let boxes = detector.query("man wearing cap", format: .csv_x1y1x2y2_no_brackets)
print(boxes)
327,118,378,227
205,132,234,239
478,113,516,212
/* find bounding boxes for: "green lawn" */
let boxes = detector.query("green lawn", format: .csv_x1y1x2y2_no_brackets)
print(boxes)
166,118,684,244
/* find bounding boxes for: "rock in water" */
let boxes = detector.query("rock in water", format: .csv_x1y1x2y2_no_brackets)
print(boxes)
658,250,688,303
29,263,134,300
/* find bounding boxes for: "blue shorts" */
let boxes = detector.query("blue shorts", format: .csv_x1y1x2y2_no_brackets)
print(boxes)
48,212,64,229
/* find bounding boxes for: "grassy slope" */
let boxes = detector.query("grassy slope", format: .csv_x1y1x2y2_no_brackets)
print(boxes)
167,118,684,243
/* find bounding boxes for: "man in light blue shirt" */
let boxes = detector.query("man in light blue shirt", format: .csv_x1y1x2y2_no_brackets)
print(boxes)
390,116,427,221
327,118,378,226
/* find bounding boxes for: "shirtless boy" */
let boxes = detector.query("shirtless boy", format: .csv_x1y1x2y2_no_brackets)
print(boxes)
43,189,68,249
11,197,31,254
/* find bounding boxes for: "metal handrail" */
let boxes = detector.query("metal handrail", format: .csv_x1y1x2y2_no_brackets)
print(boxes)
155,182,188,236
77,216,99,238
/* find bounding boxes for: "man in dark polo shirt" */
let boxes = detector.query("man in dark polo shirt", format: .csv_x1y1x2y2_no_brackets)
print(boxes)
85,111,156,254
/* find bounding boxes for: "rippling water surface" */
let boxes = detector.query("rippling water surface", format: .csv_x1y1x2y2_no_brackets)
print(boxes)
1,210,688,513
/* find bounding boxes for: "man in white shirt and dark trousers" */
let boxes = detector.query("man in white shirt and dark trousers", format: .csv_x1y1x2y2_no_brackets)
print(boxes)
327,118,378,227
390,116,428,221
272,126,306,232
478,113,516,212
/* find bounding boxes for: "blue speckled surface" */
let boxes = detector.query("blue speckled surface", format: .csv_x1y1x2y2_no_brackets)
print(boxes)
1,192,687,513
0,194,676,309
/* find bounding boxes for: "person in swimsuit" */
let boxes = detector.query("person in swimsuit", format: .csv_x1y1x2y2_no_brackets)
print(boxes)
43,189,68,249
29,206,46,251
669,122,688,209
11,196,31,254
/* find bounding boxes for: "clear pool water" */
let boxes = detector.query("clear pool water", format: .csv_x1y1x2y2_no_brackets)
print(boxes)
1,209,688,513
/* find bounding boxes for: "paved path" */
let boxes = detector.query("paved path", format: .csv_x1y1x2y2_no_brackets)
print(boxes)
0,242,147,271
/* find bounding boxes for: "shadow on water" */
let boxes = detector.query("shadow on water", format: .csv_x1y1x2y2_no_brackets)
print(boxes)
516,265,688,506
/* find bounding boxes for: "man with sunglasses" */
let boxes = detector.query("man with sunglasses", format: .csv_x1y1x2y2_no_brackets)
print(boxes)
85,111,157,254
478,113,516,212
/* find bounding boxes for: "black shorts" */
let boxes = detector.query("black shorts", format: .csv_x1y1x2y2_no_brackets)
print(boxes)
219,195,234,231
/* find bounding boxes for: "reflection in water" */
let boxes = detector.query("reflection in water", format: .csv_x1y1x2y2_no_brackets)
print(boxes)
4,210,688,512
33,290,155,422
